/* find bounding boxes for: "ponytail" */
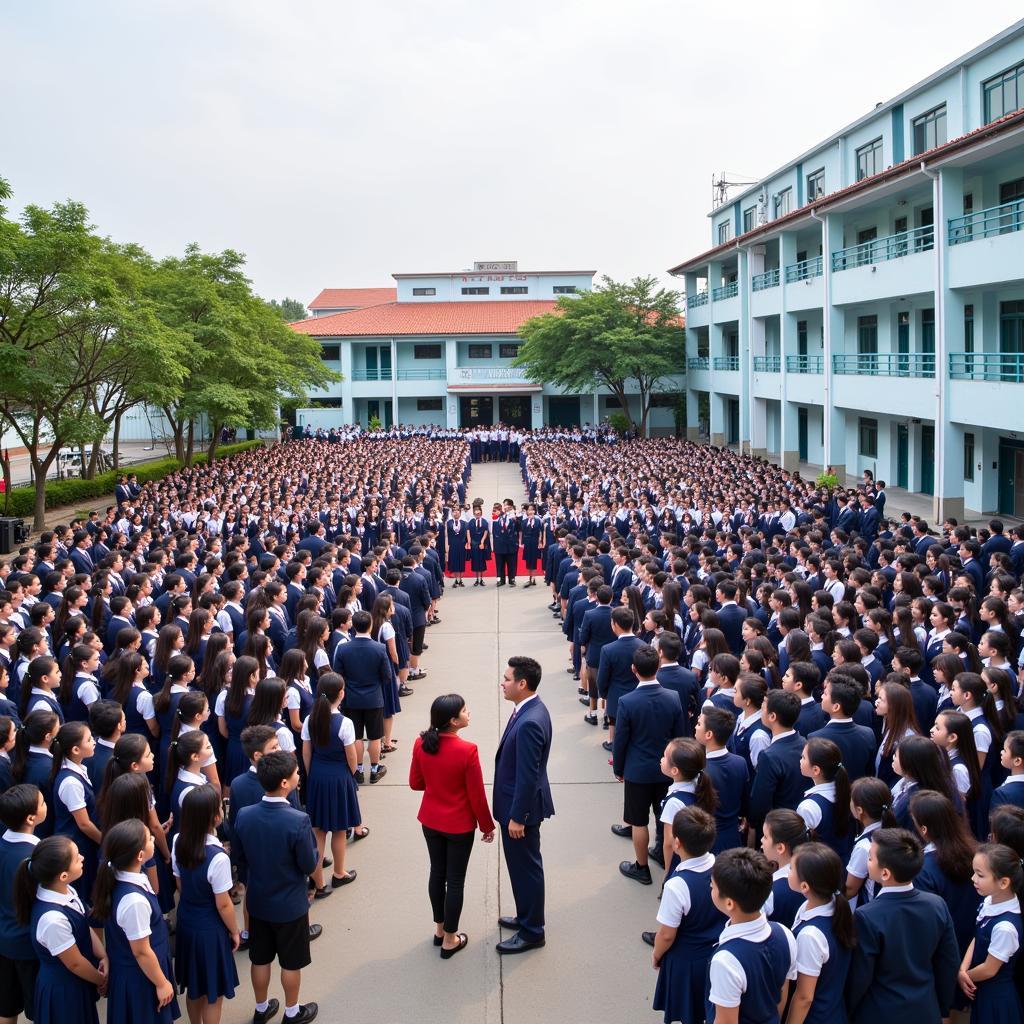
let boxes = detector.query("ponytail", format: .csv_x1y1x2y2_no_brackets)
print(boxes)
420,693,465,756
977,842,1024,896
804,737,851,837
10,710,59,783
92,819,148,921
18,656,58,720
164,729,206,793
850,776,898,829
308,673,344,749
666,737,719,814
58,645,94,708
791,842,856,949
14,835,75,926
102,733,150,792
49,721,89,785
169,690,207,744
765,808,812,854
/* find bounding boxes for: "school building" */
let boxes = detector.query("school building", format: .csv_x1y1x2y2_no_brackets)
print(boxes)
669,19,1024,521
290,262,685,433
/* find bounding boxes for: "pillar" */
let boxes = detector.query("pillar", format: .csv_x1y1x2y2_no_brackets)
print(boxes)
822,214,846,482
340,340,354,427
751,398,768,459
737,249,752,454
710,393,726,448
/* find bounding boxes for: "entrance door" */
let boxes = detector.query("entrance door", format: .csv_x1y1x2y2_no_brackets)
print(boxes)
459,395,493,427
897,424,909,488
547,396,580,427
797,407,809,461
998,440,1024,516
498,395,530,427
727,399,740,446
920,425,935,496
897,312,910,376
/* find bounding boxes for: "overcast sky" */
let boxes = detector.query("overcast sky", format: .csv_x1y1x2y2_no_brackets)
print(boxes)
4,2,1022,307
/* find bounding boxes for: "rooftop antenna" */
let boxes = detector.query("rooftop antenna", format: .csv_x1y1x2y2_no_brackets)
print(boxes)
712,172,759,209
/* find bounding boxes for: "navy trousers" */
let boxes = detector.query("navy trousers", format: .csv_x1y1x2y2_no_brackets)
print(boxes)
501,823,545,940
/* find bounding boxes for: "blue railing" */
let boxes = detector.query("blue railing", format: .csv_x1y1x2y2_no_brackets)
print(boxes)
948,198,1024,245
688,291,709,308
712,282,739,301
785,355,823,373
751,269,780,291
949,352,1024,382
784,256,823,282
832,353,935,377
396,368,447,380
831,225,934,271
713,356,740,371
352,368,393,381
752,355,781,372
687,356,709,370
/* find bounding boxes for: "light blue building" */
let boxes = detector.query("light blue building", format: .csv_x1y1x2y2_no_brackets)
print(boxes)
669,19,1024,521
292,261,685,432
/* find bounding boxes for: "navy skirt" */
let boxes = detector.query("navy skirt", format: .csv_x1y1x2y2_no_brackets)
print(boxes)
307,763,362,833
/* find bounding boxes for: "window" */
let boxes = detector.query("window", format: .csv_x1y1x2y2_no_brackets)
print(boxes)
856,138,883,181
983,60,1024,125
461,287,489,295
604,396,621,409
468,344,492,359
718,221,732,244
964,432,975,481
912,105,946,155
416,398,443,412
773,188,793,218
743,207,757,232
858,417,878,458
806,168,825,201
412,287,436,296
921,309,935,354
651,392,682,408
499,343,519,358
964,304,974,353
413,344,442,360
320,344,340,361
797,320,808,357
552,285,577,294
500,286,528,295
857,315,878,354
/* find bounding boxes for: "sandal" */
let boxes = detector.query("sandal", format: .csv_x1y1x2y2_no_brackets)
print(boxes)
381,742,397,753
348,826,370,843
440,933,468,959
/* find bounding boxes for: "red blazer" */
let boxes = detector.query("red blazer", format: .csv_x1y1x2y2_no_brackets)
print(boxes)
409,733,496,835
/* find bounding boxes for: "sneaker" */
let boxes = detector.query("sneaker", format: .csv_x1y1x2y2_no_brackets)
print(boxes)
370,765,387,783
253,999,280,1024
354,770,365,785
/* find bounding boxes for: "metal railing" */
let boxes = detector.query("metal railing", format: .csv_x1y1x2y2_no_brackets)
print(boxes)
396,368,447,380
785,355,823,373
713,356,740,371
451,367,529,381
752,355,781,372
687,356,709,370
784,255,823,282
351,368,393,381
751,268,780,291
711,282,739,301
948,198,1024,245
948,352,1024,382
688,291,709,308
832,352,935,377
831,225,934,270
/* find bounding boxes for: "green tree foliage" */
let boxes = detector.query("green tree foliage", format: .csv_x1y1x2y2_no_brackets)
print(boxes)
269,297,308,322
514,275,685,436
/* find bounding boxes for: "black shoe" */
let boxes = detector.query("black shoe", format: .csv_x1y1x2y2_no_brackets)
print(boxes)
399,686,414,696
354,770,365,785
439,933,468,959
578,686,587,695
253,998,280,1024
572,674,580,681
286,1003,318,1024
308,924,323,941
584,713,598,726
619,860,653,885
602,716,609,730
495,933,546,954
641,931,656,947
433,934,444,946
322,856,332,869
579,696,590,706
509,580,516,586
498,915,520,929
313,886,333,900
548,602,558,610
648,846,665,868
610,823,632,838
602,740,613,752
497,580,506,587
422,643,429,650
237,934,250,952
331,871,357,887
370,765,387,783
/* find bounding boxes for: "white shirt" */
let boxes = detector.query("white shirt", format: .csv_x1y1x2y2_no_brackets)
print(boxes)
965,706,993,754
763,864,791,918
56,758,92,814
847,821,881,901
659,780,696,824
301,713,356,746
708,913,797,1008
978,896,1022,962
114,869,156,940
34,885,87,955
656,852,715,927
171,834,233,893
792,900,835,976
797,782,837,831
174,768,206,809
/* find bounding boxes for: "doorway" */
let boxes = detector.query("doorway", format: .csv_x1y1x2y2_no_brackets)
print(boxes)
459,395,493,427
547,396,580,428
998,439,1024,516
727,399,740,446
920,425,935,496
498,395,531,427
797,407,808,462
896,425,909,489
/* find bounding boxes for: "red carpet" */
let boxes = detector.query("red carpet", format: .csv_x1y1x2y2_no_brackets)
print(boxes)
444,551,537,579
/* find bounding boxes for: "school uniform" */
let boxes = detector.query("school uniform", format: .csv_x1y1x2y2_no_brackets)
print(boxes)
990,774,1024,813
466,517,491,573
764,863,804,930
913,843,979,972
123,683,157,739
218,691,254,785
703,747,747,853
22,746,55,837
53,759,100,900
445,518,468,575
520,516,543,571
655,663,699,734
171,834,238,1003
652,852,726,1024
968,895,1023,1024
596,634,644,721
26,688,64,724
728,710,771,773
226,766,300,883
0,830,40,1022
748,730,806,832
302,711,362,833
797,781,854,861
65,673,100,725
846,821,881,907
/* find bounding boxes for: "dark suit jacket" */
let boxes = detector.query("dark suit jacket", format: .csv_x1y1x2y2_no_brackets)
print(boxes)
493,696,554,827
333,635,391,709
716,602,746,656
612,683,685,783
748,731,806,829
656,664,699,733
808,720,877,781
580,605,616,669
399,570,431,627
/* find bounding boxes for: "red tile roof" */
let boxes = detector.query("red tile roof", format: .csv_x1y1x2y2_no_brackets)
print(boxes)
289,300,560,337
307,287,397,310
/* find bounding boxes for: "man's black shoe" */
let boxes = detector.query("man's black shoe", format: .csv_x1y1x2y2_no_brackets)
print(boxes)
648,846,665,868
399,685,414,697
584,713,598,726
610,823,632,838
496,580,506,587
252,998,280,1024
495,933,545,954
354,770,365,785
602,740,613,752
308,924,323,941
287,1004,318,1024
370,765,387,783
498,915,520,929
641,931,656,947
619,860,653,885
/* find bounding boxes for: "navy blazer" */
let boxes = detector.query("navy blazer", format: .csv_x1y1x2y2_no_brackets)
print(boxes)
491,514,520,555
493,697,554,827
596,634,644,712
333,636,391,709
656,664,699,734
399,570,431,628
580,605,616,669
612,683,686,783
748,731,806,830
716,603,746,656
233,798,318,922
808,719,877,781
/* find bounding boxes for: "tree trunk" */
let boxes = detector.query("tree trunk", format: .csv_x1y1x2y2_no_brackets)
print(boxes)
86,439,101,480
112,412,122,471
0,447,10,517
207,422,222,463
163,409,185,462
185,420,195,466
33,469,46,532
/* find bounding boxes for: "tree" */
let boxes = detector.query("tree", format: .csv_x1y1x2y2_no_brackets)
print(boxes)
513,276,685,436
268,297,308,322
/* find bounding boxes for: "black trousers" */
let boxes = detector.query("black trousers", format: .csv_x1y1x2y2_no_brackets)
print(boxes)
422,825,475,933
495,551,516,582
501,823,545,940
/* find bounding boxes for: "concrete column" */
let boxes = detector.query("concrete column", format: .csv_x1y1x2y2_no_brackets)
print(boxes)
390,338,398,417
751,398,768,458
781,400,801,472
822,213,846,481
710,393,726,448
592,392,600,426
340,340,355,427
737,248,752,454
531,393,544,429
685,387,700,441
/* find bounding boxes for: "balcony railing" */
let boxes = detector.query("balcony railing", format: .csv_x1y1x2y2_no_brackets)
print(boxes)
949,352,1024,382
752,355,781,372
832,352,935,377
687,356,709,370
948,198,1024,245
451,366,529,381
687,291,709,308
713,356,740,371
785,355,823,374
751,269,780,291
784,256,823,282
396,368,447,380
351,368,392,381
711,282,739,301
831,225,934,271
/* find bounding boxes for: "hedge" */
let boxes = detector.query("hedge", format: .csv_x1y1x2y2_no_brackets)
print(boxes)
2,441,266,519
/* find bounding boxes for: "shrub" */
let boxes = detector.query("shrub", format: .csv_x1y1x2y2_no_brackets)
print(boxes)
816,472,840,489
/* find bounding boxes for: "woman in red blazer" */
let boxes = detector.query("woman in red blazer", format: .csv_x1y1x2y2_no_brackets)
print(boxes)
409,693,495,959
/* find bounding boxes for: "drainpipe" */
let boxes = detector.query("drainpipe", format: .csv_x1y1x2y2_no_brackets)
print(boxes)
810,208,830,475
921,161,945,521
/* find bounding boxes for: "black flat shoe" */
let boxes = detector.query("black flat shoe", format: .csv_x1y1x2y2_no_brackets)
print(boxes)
496,933,545,955
498,915,520,929
641,931,656,947
602,740,613,752
287,1004,318,1024
619,860,653,885
313,886,334,900
584,714,598,726
433,935,444,946
610,823,632,838
579,696,591,706
322,856,332,869
253,998,280,1024
308,924,323,941
440,933,468,959
331,871,357,887
648,846,665,868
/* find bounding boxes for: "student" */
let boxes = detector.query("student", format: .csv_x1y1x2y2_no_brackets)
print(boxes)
165,731,212,827
171,690,221,794
0,784,45,1024
785,842,855,1024
783,662,826,737
703,652,741,719
85,699,124,792
761,808,811,930
232,751,320,1024
11,709,60,838
655,737,718,876
219,655,259,785
172,784,239,1024
12,834,107,1024
92,819,179,1023
958,843,1023,1020
846,828,960,1024
796,737,853,861
695,708,747,854
50,722,102,901
991,730,1024,813
845,777,897,907
808,676,878,782
650,807,726,1024
57,644,102,724
729,673,770,772
20,656,64,724
873,680,920,788
0,714,15,793
706,847,797,1023
748,690,805,834
929,708,982,810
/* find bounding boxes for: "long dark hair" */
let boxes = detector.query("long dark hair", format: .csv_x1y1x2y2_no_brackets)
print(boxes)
152,624,183,676
935,710,981,802
19,656,59,719
245,677,286,728
91,819,148,921
307,673,345,749
174,784,221,871
58,644,96,708
101,733,151,793
791,842,856,948
909,789,975,883
100,771,153,832
108,652,145,708
977,842,1024,895
14,835,75,925
850,776,898,829
11,709,59,783
196,633,230,700
764,808,811,855
164,729,207,793
897,736,959,805
225,656,258,719
420,693,466,756
49,721,90,785
665,737,718,813
879,682,921,759
152,654,193,715
803,737,852,837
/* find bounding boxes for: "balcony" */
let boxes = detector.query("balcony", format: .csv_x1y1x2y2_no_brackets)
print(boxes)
752,356,780,372
949,352,1024,383
831,225,934,272
713,356,740,371
687,356,709,370
688,291,709,308
712,282,738,301
784,256,823,283
948,198,1024,245
832,353,935,377
396,368,446,381
449,366,531,385
785,355,823,374
751,269,780,291
352,369,392,381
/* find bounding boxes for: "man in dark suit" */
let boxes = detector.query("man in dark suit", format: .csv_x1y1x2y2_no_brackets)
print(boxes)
494,656,553,955
399,555,431,681
580,585,616,724
613,645,686,886
747,690,806,834
492,499,520,586
297,522,327,558
858,495,880,543
958,539,985,594
714,580,746,657
809,676,877,781
68,530,95,576
654,632,699,735
597,607,645,750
